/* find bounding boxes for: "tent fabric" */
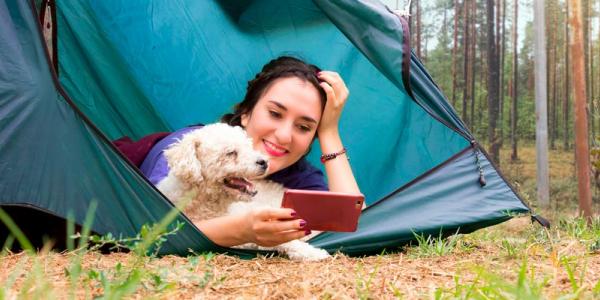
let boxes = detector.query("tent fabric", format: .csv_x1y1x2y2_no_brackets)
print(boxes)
55,0,472,206
0,0,531,257
0,0,258,258
311,147,528,255
54,0,172,140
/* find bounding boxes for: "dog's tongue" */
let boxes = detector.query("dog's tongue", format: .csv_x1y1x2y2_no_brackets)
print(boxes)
224,177,257,196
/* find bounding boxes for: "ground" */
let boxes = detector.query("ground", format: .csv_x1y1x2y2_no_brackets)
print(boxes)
1,146,599,299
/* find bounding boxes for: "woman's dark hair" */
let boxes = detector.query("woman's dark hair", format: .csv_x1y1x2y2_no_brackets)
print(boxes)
221,56,326,126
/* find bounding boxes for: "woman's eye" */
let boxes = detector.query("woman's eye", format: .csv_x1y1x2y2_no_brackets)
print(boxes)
298,125,312,132
269,111,282,119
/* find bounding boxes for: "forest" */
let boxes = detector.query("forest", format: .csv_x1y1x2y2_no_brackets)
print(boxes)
385,0,600,211
400,0,597,153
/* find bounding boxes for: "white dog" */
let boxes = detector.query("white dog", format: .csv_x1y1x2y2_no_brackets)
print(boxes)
156,123,330,261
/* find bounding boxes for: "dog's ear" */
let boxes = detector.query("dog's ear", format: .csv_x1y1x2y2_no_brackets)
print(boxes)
164,137,204,183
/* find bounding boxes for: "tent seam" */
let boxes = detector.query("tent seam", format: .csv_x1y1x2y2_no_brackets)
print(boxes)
362,145,473,212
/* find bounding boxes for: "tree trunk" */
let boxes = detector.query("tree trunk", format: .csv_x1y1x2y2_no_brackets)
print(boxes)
511,0,518,161
553,41,558,149
591,16,595,139
556,68,562,150
496,0,501,51
462,0,470,126
499,0,506,147
534,0,550,207
547,0,556,150
597,12,600,135
564,0,570,151
451,0,460,107
416,0,422,58
583,0,591,137
568,0,593,220
588,1,594,139
487,0,500,163
479,68,486,129
469,0,477,131
409,2,413,33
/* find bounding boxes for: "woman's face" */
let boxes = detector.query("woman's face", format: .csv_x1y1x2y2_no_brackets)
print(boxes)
241,77,322,174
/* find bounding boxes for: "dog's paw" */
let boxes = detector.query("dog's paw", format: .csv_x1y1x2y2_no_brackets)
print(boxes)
304,247,331,261
286,246,331,261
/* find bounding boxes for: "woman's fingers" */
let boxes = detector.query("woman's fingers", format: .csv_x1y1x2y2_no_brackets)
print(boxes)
317,71,349,101
268,218,307,232
255,207,296,221
255,220,309,247
277,230,310,243
317,71,340,86
320,81,337,102
249,208,309,246
253,207,303,230
316,71,349,135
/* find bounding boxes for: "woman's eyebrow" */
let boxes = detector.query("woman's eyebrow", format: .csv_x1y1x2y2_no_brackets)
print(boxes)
300,116,318,124
268,100,318,124
269,101,288,111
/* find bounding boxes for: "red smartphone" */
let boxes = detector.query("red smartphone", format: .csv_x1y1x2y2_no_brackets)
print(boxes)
281,189,365,232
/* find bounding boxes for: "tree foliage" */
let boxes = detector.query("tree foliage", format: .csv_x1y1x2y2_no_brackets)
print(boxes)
420,0,598,147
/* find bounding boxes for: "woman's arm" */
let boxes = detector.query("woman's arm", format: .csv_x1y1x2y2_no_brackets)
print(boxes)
195,208,309,247
316,71,361,194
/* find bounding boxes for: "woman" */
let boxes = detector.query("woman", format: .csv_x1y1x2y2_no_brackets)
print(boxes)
141,56,360,247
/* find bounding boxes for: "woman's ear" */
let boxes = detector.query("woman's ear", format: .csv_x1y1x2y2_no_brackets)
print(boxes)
240,113,249,128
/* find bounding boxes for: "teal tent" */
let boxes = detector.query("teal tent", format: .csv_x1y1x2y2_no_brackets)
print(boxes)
0,0,539,256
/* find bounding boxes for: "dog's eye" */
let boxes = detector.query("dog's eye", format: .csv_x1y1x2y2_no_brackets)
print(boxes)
226,150,238,157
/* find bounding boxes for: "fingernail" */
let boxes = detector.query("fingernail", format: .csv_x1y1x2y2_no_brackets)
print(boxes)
299,220,306,228
291,210,297,217
305,229,312,236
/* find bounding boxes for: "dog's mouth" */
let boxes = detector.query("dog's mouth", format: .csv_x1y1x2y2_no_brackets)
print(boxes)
223,177,257,196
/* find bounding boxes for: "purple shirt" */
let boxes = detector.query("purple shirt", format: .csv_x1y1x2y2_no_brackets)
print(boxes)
139,126,328,191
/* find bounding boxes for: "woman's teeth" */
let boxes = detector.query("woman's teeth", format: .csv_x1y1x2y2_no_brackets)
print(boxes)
264,140,287,156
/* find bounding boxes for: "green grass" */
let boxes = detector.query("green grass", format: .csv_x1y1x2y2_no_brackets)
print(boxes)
407,230,461,258
434,259,551,299
0,200,204,300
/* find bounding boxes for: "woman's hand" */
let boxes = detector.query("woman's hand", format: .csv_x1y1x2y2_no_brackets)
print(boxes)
239,208,308,247
316,71,349,137
315,71,361,194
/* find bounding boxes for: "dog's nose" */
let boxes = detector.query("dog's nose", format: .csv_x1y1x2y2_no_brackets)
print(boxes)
256,159,268,170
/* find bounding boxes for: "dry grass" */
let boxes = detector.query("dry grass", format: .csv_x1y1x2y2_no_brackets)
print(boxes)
500,143,599,214
501,144,575,180
2,218,599,299
1,146,600,299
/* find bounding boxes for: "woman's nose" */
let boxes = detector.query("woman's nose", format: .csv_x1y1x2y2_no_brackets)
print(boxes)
274,123,292,144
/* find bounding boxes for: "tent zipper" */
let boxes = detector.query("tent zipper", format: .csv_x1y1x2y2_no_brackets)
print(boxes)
471,141,487,187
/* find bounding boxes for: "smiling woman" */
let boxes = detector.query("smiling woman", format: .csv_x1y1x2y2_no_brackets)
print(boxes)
140,56,360,248
241,77,322,174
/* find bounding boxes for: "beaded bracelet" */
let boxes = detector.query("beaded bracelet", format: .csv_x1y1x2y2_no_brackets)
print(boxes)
320,148,347,163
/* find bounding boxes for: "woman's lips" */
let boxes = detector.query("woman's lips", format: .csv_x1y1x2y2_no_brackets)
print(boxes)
263,140,287,157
